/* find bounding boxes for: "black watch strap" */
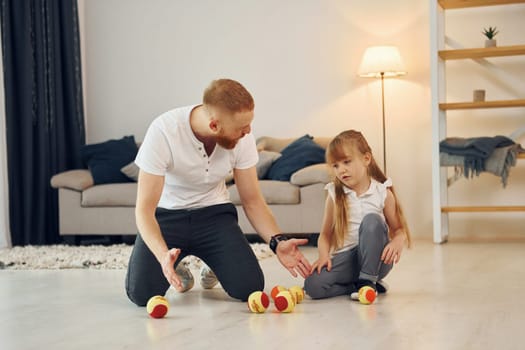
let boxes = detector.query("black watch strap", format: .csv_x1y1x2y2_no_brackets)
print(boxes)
269,234,288,254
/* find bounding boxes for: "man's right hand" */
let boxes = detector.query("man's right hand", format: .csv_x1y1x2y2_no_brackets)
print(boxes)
161,248,182,291
276,238,312,278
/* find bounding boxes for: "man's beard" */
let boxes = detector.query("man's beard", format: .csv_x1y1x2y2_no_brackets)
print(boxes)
216,134,239,150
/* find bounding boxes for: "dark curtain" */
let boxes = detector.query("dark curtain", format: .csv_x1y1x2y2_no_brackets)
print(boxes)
1,0,85,245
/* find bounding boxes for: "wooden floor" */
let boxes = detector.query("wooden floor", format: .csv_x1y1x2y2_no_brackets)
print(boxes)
1,239,524,350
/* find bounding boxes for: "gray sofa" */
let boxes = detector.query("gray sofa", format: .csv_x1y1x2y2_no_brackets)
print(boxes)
50,136,332,239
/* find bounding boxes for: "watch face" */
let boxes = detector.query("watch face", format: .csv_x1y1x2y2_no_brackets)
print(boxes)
270,235,287,254
270,237,278,253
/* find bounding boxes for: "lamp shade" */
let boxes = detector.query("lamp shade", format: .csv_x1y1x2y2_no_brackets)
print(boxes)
358,46,407,78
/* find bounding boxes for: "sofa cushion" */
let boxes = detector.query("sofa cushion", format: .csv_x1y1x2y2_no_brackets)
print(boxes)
50,169,94,191
228,180,300,205
257,136,332,153
81,136,138,185
121,162,140,181
81,183,137,207
266,135,326,181
222,150,282,184
290,163,331,186
256,137,297,153
256,151,281,179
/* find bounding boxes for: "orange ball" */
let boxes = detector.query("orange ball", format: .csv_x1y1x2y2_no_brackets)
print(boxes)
274,291,295,313
146,295,169,318
358,286,376,305
270,285,287,301
247,291,270,313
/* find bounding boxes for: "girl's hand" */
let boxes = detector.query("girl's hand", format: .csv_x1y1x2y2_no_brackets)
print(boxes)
311,255,332,274
381,235,405,265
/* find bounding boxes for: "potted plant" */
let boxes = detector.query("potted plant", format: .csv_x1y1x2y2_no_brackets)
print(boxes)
482,26,498,47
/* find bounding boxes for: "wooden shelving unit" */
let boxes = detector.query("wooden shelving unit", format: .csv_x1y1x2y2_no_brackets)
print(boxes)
440,99,525,110
438,0,525,10
439,45,525,60
438,0,525,9
430,0,525,243
442,206,525,212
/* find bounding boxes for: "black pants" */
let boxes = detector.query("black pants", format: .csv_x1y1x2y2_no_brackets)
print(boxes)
125,203,264,306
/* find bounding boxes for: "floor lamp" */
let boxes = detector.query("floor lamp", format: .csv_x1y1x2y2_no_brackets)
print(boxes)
358,46,406,174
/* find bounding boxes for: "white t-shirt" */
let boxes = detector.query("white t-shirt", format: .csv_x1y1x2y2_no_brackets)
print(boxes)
325,178,392,253
135,105,258,209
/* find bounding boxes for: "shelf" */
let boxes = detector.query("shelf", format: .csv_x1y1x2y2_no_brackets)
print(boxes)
431,0,525,243
442,206,525,212
440,99,525,110
439,0,525,9
439,45,525,60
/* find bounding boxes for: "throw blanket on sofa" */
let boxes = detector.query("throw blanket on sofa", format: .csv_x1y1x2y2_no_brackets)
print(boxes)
440,136,524,187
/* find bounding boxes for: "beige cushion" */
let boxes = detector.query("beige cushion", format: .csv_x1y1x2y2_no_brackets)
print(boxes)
50,170,94,191
290,163,331,186
256,136,296,152
228,180,300,205
82,183,137,207
257,136,332,153
256,150,281,178
121,162,139,181
223,150,282,184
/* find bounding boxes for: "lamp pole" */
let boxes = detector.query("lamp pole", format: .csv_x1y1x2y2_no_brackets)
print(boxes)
357,46,406,175
380,72,386,174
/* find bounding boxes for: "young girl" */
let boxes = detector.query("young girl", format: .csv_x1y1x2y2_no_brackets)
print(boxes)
304,130,411,304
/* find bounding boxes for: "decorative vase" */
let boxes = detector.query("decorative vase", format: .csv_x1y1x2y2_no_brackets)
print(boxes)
485,39,497,48
473,89,486,102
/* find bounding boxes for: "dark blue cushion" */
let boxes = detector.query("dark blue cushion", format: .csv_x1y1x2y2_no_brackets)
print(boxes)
265,135,326,181
81,135,138,185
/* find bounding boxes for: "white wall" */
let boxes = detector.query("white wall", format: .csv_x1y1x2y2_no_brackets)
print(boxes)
80,0,524,239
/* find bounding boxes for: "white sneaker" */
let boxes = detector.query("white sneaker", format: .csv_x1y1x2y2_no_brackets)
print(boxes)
350,286,378,301
350,280,388,298
200,265,219,289
175,264,194,293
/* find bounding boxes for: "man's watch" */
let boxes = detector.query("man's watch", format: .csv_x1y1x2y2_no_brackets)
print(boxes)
269,234,288,254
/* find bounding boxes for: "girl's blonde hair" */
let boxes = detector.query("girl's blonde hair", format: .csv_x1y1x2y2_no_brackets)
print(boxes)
326,130,411,250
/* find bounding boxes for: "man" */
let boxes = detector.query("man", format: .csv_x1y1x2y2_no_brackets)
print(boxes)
126,79,312,306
